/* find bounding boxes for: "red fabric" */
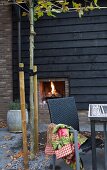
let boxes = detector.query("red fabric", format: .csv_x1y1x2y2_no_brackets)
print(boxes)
45,144,55,155
55,143,74,159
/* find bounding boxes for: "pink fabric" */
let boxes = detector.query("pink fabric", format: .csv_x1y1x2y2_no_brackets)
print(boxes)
45,144,55,155
58,128,69,138
55,143,73,159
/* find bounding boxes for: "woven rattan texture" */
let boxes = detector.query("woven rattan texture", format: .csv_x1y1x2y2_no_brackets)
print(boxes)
47,97,79,131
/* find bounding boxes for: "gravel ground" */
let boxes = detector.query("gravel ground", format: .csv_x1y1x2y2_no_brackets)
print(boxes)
0,124,53,170
0,122,104,170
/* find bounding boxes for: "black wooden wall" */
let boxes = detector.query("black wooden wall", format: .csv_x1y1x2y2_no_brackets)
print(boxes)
12,1,107,109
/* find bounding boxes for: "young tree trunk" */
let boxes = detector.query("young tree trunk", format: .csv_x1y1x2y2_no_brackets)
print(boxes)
29,0,35,159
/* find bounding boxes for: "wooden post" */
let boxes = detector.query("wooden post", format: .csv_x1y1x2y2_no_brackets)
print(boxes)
19,63,29,170
33,65,39,153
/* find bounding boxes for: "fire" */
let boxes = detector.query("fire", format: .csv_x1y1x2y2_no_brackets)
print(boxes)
46,81,61,98
51,81,56,95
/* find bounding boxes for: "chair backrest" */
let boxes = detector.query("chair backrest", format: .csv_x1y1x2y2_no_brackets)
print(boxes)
47,97,79,131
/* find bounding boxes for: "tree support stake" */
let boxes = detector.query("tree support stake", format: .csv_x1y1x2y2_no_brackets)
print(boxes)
19,63,29,170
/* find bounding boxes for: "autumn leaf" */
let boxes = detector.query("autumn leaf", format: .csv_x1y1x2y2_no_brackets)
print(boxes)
13,150,24,158
13,150,30,159
22,12,28,16
16,0,26,3
4,135,12,140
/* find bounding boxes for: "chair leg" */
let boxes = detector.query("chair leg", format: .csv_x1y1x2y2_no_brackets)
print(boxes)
52,154,56,170
74,130,80,170
80,158,85,170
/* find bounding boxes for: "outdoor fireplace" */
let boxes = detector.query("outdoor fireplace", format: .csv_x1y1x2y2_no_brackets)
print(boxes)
38,78,69,124
40,81,65,101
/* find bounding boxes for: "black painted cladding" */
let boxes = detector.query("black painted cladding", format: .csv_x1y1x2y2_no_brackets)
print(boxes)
12,2,107,109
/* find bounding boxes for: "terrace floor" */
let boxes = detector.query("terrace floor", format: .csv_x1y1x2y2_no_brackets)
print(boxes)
0,110,105,169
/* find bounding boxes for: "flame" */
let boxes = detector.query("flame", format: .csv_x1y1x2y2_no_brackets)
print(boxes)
51,81,56,94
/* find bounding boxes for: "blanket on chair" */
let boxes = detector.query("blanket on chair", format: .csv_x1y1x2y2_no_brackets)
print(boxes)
45,123,87,170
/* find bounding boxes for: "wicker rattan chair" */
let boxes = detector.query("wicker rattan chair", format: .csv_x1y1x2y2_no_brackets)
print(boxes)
47,97,103,170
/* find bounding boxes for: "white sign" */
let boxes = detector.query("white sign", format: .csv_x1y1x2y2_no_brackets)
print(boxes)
88,104,107,118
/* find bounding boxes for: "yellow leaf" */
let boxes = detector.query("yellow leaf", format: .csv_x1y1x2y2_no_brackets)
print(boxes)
22,12,27,16
16,0,26,3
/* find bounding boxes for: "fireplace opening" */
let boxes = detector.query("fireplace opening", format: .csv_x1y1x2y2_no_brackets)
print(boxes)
40,81,65,102
38,78,69,123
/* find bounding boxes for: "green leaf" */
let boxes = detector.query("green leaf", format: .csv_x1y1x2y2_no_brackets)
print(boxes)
34,16,38,21
62,5,69,12
90,2,94,10
34,6,41,11
84,7,89,12
37,11,44,18
46,1,52,6
72,1,81,9
78,9,84,18
93,0,98,5
47,11,56,17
